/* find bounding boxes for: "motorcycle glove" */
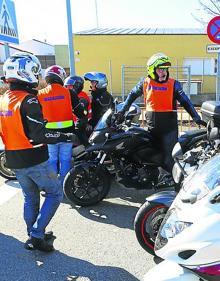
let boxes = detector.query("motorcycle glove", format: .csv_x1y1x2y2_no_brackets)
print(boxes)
193,118,207,127
114,111,125,124
65,133,80,146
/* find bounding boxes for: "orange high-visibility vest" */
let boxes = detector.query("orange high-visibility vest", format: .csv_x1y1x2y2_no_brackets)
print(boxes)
143,77,175,112
38,84,73,129
0,90,35,150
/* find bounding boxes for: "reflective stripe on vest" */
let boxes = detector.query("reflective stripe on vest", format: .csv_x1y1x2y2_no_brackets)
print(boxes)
143,77,175,112
46,119,73,129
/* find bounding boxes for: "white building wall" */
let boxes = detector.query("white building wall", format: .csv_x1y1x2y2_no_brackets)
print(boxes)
17,40,55,55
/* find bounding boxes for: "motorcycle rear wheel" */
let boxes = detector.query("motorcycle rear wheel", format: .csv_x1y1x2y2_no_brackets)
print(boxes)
0,151,16,180
63,163,111,206
134,201,169,255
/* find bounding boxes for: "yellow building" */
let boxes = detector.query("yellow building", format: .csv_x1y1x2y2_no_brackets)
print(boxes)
61,28,217,105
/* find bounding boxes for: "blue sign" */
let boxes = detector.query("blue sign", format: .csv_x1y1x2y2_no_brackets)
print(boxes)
0,0,19,44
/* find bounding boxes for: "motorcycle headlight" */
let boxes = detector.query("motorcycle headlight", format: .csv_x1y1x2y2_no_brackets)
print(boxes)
162,220,193,239
155,208,193,251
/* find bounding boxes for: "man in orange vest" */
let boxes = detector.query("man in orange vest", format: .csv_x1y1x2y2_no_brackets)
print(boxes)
64,75,92,145
0,53,77,252
38,66,86,184
116,53,206,176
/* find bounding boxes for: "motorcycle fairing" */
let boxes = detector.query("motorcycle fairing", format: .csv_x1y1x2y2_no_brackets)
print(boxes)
145,190,177,207
143,260,201,281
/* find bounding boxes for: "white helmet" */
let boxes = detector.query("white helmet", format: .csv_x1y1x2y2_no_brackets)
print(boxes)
3,52,42,87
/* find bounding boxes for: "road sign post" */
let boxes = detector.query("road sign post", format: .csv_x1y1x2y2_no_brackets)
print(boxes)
207,17,220,101
0,0,19,59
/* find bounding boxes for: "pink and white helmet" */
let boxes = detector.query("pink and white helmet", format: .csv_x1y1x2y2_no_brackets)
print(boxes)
44,65,66,85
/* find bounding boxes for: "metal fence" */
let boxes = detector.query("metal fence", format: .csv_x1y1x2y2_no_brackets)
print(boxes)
121,65,191,103
139,106,201,134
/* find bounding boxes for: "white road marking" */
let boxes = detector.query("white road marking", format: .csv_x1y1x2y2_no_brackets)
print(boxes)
0,182,21,205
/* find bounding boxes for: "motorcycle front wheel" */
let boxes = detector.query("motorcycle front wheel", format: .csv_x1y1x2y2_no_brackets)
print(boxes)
0,151,16,180
134,201,169,256
63,162,111,206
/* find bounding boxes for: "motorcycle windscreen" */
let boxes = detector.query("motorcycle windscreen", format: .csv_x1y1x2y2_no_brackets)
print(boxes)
93,108,113,131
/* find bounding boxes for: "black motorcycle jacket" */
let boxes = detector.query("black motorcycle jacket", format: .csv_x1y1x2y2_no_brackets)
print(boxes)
1,84,74,169
89,88,114,128
121,77,201,133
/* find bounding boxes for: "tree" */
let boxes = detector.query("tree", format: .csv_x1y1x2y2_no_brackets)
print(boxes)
193,0,220,25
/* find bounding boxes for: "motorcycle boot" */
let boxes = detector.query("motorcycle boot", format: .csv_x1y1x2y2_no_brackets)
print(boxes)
24,236,55,252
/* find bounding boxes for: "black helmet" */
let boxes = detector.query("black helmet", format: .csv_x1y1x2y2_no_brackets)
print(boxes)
84,72,108,89
64,75,84,93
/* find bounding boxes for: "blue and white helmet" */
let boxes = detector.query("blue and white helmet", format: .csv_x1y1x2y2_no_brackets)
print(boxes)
3,52,41,87
84,72,108,89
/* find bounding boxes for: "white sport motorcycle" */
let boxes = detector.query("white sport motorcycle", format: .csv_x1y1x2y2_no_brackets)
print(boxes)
144,153,220,281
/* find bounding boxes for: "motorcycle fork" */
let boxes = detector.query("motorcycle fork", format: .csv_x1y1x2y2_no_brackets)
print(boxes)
97,151,107,164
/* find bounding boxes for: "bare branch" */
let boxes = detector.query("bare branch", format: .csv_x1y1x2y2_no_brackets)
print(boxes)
193,0,220,24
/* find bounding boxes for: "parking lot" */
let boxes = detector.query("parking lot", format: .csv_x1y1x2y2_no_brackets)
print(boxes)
0,177,158,281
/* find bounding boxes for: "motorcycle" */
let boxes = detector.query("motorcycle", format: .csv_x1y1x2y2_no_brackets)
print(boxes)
144,153,220,281
0,147,16,180
63,103,207,207
134,127,220,255
134,101,220,255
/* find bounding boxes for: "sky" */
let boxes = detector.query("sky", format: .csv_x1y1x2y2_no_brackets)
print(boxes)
13,0,206,45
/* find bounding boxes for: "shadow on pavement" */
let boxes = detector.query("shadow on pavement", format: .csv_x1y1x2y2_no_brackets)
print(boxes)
72,201,139,230
62,180,158,230
0,233,139,281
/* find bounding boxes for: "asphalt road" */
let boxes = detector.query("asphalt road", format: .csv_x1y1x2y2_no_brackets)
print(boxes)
0,178,158,281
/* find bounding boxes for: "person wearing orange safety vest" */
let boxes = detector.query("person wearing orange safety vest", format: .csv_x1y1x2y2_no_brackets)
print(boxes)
64,75,92,146
0,53,78,252
116,53,206,175
38,65,86,184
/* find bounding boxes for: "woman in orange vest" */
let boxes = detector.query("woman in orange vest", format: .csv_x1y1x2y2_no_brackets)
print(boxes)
116,53,206,176
38,66,85,184
64,75,92,146
0,53,77,252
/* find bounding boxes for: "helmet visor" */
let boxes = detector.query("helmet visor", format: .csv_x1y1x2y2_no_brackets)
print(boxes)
157,62,171,68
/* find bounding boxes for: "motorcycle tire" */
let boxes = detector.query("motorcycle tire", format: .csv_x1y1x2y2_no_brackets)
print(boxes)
134,201,169,256
0,151,16,180
63,162,111,206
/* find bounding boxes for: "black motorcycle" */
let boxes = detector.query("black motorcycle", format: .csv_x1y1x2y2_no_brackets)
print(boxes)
134,125,219,255
63,103,207,207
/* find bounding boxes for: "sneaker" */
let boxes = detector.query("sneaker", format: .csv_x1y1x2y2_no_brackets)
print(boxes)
24,237,55,252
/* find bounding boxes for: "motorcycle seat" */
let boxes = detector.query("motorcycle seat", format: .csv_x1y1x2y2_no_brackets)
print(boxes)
179,129,207,152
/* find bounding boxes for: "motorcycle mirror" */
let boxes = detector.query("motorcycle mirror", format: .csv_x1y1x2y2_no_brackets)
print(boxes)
114,97,118,104
181,193,197,204
209,127,219,141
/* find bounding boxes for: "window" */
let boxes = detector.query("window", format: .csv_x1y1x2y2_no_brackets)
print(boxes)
183,58,215,76
37,55,56,69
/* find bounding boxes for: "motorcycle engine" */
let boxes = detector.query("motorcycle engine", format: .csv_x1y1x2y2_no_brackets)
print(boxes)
119,161,159,189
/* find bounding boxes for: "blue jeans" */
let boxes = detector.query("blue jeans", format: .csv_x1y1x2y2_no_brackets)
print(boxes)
48,142,73,184
14,160,63,239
